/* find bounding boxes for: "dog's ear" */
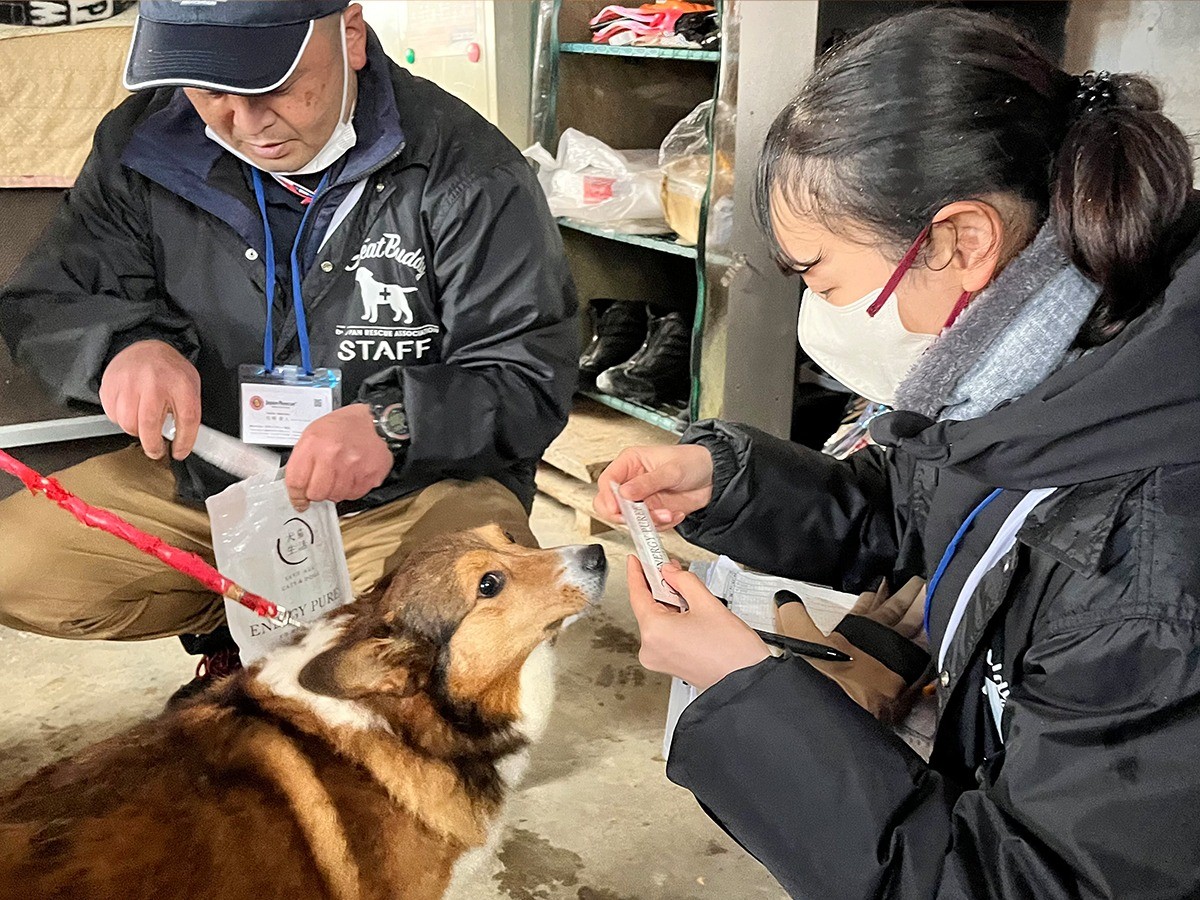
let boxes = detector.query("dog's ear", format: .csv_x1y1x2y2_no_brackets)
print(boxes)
297,638,422,700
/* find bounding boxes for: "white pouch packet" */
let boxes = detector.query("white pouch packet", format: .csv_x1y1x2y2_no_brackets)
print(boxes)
206,475,354,664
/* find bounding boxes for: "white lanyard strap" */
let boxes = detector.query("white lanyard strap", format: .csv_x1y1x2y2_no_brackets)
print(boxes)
937,487,1058,672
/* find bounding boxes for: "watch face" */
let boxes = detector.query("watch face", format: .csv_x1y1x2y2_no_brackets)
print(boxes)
381,403,409,440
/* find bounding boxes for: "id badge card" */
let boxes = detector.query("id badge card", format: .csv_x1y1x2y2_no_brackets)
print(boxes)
238,364,342,447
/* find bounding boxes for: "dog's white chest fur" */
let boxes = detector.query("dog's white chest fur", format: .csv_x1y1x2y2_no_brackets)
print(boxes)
447,641,557,891
257,622,559,896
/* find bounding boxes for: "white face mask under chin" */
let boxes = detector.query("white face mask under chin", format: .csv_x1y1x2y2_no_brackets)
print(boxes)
797,287,936,407
205,15,357,176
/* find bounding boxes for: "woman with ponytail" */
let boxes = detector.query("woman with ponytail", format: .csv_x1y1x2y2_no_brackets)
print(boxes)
596,9,1200,898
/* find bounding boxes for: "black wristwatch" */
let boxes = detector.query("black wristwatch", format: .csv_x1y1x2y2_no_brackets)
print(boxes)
367,390,410,454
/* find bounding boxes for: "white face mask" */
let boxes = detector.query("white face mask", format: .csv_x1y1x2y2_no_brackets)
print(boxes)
797,286,936,407
204,15,357,176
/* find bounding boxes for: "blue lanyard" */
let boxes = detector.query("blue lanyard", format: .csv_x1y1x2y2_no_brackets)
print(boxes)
923,488,1004,639
250,167,330,375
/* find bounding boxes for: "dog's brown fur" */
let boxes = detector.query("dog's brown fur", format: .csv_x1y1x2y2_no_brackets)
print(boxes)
0,526,605,900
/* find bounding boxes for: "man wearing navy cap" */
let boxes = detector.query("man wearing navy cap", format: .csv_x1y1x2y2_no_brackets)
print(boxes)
0,1,578,693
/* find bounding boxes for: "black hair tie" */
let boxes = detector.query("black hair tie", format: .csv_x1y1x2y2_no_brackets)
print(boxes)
1073,70,1120,116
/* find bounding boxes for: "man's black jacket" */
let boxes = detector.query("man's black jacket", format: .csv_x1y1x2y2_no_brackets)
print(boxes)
0,31,577,511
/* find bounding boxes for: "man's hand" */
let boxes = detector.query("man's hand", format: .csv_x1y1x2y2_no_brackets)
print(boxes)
99,340,201,460
628,557,770,691
596,444,715,530
285,403,394,511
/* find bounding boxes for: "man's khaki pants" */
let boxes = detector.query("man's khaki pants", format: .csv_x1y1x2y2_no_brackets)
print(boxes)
0,447,534,641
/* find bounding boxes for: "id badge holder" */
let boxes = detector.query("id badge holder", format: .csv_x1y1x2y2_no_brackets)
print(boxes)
238,364,343,447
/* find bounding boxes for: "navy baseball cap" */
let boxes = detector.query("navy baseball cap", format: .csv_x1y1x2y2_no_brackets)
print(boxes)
124,0,350,94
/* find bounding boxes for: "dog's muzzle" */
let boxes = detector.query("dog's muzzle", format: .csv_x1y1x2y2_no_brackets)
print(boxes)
562,543,608,604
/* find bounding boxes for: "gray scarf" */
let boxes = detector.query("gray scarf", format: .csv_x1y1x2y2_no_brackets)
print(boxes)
893,224,1100,421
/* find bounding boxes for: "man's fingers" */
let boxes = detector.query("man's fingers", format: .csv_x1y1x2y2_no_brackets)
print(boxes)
106,393,137,437
349,469,383,503
333,469,366,504
169,389,201,460
304,464,336,505
319,465,351,503
284,451,315,511
287,485,311,512
98,382,119,424
136,396,167,459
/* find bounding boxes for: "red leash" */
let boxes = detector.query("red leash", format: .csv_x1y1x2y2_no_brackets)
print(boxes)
0,448,279,620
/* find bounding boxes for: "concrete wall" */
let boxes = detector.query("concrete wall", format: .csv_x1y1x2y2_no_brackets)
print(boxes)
491,0,536,149
1065,0,1200,154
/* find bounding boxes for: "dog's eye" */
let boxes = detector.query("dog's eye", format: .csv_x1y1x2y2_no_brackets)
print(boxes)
503,531,516,544
478,571,506,598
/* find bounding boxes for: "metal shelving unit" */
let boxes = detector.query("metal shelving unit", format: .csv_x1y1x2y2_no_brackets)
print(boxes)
559,41,720,62
581,391,688,434
534,1,824,440
535,1,725,434
557,218,698,259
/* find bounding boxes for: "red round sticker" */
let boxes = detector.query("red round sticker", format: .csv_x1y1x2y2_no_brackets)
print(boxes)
249,395,265,411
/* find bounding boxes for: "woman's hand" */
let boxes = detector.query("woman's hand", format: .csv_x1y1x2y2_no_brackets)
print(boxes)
595,444,715,529
627,557,770,691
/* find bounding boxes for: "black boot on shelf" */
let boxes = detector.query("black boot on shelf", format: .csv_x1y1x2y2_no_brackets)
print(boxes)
596,309,691,406
578,299,649,388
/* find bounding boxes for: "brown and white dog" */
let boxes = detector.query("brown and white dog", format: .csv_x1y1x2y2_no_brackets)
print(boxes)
0,525,606,900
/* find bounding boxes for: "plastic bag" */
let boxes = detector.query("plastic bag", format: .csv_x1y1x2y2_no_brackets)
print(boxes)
659,99,713,165
523,129,668,233
659,101,712,246
207,476,354,663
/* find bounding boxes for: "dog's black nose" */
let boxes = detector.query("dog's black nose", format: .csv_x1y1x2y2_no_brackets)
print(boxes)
580,544,607,572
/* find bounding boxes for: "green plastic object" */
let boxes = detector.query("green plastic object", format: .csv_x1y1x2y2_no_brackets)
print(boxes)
556,218,698,259
405,48,416,64
559,42,719,62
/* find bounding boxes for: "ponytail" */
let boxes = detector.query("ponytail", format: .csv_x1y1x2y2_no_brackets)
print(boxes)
1053,72,1195,347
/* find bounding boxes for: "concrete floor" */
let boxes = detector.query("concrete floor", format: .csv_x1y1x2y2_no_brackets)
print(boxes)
0,487,788,900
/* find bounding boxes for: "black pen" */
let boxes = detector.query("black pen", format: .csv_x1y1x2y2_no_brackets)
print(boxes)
751,627,852,662
712,595,852,662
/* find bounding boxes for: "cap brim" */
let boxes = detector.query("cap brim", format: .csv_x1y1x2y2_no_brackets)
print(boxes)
124,17,313,94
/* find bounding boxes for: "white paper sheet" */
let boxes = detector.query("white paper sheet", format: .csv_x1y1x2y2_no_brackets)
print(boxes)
698,555,858,633
664,557,936,760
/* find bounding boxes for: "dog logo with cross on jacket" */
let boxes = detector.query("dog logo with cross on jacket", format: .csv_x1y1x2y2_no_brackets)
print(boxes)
355,267,418,324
